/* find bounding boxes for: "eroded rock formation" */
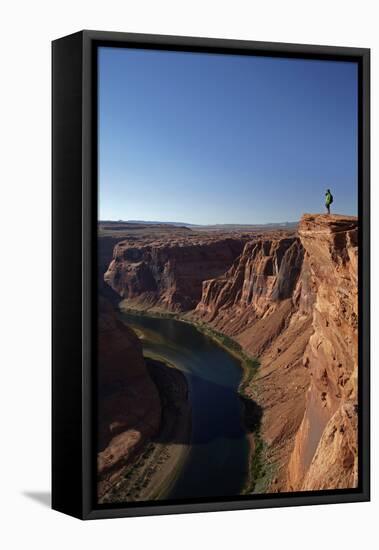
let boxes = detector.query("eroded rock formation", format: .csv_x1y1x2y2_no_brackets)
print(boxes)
104,235,248,312
100,214,358,493
193,214,358,491
287,214,358,491
194,234,314,488
97,296,161,499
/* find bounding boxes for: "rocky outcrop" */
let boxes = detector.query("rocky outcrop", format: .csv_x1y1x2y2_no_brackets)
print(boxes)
195,236,304,345
98,235,128,305
97,296,161,499
192,214,358,491
104,236,248,312
287,214,358,491
193,235,313,487
98,234,128,285
301,403,358,490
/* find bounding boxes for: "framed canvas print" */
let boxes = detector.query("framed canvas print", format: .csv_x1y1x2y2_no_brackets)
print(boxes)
52,30,370,520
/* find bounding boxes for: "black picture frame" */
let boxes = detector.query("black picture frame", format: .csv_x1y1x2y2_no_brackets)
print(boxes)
52,30,370,520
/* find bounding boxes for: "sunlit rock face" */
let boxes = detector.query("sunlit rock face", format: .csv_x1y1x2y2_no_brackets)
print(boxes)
100,214,358,493
287,214,358,491
104,236,248,312
193,214,358,491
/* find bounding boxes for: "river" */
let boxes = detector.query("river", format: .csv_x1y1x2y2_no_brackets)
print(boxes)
120,312,249,500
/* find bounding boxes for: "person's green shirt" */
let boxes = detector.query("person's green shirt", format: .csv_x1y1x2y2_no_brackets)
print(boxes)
325,191,332,206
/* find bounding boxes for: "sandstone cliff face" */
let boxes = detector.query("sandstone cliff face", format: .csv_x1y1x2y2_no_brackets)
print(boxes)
98,235,130,307
104,236,247,312
97,296,161,499
100,214,358,493
192,214,358,491
287,214,358,491
98,235,126,287
193,235,313,487
195,236,304,344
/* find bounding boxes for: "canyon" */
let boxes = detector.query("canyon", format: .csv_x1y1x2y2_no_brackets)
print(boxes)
99,213,358,496
104,233,250,312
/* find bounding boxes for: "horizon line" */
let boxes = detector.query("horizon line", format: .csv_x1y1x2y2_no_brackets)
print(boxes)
98,218,300,226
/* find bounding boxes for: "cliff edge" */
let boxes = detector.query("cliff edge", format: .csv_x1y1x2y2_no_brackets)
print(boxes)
287,214,358,491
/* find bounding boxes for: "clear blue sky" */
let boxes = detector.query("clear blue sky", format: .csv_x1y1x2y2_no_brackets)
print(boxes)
98,47,358,224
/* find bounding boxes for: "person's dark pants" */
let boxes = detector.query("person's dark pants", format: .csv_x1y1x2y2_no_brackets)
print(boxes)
326,204,330,214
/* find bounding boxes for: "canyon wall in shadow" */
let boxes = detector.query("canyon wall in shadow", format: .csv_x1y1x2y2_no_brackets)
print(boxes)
97,296,161,500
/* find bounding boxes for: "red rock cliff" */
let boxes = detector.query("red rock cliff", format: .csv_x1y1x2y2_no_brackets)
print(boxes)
100,214,358,492
192,214,358,491
195,236,304,345
104,236,247,312
97,296,161,499
287,214,358,491
193,234,314,487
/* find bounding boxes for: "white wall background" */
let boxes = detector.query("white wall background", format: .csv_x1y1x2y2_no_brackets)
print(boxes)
0,1,376,548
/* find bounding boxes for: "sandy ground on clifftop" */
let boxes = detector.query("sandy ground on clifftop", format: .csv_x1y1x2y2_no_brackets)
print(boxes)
99,357,192,504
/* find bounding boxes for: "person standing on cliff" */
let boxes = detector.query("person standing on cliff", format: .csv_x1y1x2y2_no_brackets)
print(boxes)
325,189,333,214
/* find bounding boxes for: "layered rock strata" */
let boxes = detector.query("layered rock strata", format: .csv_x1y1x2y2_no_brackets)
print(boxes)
193,214,358,491
194,234,314,488
97,296,161,499
102,214,358,492
287,214,358,490
104,236,249,312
